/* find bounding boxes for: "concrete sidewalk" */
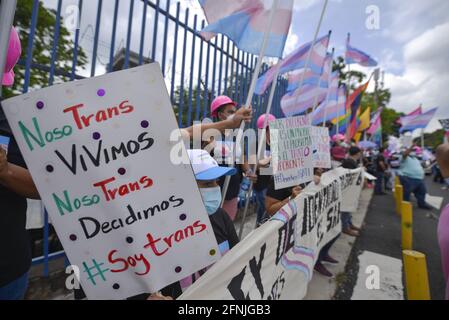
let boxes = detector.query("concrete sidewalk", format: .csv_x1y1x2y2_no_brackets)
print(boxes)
304,188,373,300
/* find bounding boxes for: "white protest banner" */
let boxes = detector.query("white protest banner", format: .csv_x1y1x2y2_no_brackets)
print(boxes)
311,126,331,169
179,168,364,300
2,63,220,300
340,167,365,212
269,116,313,190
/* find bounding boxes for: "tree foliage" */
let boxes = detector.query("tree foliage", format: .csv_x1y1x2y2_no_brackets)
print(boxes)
3,0,88,98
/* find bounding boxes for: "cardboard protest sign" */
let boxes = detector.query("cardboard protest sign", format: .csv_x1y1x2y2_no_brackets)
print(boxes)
179,168,351,300
439,119,449,131
2,63,220,299
311,126,331,169
269,116,313,190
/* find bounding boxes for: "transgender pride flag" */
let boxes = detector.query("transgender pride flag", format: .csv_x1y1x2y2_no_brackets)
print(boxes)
400,107,438,133
287,52,333,92
199,0,293,58
345,33,378,67
398,105,422,125
254,33,331,95
312,81,346,125
280,84,327,117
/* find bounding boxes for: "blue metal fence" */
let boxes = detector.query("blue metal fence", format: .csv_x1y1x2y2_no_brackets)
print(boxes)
15,0,288,277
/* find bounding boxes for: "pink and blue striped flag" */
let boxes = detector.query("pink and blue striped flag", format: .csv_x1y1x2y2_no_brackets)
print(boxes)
280,84,327,117
397,105,422,125
367,108,382,135
199,0,293,58
287,52,333,92
400,107,438,133
312,80,346,125
254,33,331,95
345,33,378,67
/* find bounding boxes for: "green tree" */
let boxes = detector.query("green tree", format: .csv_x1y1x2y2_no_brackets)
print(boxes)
3,0,88,98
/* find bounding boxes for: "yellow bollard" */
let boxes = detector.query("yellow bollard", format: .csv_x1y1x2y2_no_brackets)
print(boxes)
396,185,403,215
403,250,431,300
395,176,400,188
401,201,413,250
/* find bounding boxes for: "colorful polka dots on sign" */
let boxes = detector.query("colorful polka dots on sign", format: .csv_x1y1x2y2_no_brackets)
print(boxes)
141,120,149,128
93,132,101,140
97,89,106,97
36,101,44,110
118,168,126,176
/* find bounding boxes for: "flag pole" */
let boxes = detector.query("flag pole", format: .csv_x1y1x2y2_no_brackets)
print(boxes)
0,0,17,97
237,0,329,238
221,0,280,206
321,47,335,127
295,0,329,120
238,62,280,239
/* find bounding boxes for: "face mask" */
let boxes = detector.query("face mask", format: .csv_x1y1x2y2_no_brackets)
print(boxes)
199,186,222,215
410,152,416,157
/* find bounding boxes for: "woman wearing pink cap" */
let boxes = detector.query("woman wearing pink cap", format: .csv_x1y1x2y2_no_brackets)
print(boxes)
253,114,276,227
1,27,40,300
208,95,255,221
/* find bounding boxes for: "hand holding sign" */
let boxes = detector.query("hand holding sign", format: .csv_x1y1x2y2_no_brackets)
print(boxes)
2,64,220,299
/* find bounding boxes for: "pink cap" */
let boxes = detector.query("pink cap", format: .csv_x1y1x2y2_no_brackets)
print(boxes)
257,114,276,129
332,134,345,142
210,95,237,117
2,27,22,87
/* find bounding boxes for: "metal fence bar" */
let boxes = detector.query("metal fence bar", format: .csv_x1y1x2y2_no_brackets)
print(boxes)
124,0,135,69
170,2,180,103
108,0,120,73
90,0,102,77
22,0,39,93
48,0,62,86
161,0,170,76
70,0,83,80
151,0,160,61
186,14,197,127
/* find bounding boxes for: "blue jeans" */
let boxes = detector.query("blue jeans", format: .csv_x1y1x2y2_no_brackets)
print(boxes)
0,272,29,300
375,171,385,194
341,211,352,231
399,176,427,208
254,189,267,225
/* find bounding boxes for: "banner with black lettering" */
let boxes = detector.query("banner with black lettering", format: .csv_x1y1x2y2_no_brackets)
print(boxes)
179,167,364,300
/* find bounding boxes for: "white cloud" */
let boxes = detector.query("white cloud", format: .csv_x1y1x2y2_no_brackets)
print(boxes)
385,22,449,133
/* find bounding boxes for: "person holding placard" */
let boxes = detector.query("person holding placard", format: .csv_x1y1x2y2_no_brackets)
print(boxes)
158,149,240,299
0,27,40,300
340,147,363,237
209,96,256,221
253,114,276,227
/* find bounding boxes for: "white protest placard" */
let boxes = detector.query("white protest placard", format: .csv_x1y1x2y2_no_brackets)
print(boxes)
339,168,365,212
311,126,331,169
269,116,313,190
2,63,220,300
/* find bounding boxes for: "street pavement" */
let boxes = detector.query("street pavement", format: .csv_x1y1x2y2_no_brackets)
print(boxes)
335,176,448,300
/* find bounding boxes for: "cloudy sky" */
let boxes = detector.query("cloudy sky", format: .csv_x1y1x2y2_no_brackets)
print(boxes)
41,0,448,133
